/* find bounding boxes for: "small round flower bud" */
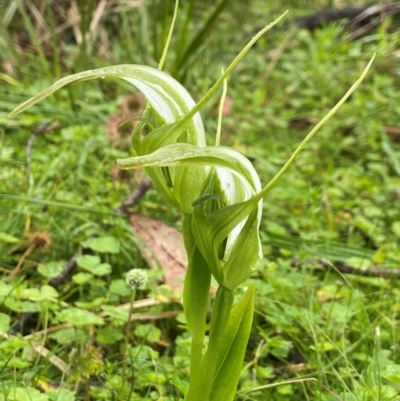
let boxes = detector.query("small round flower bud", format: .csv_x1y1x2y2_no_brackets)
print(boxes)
126,268,148,290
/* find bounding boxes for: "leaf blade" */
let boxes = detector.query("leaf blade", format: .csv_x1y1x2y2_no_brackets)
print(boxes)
209,285,255,401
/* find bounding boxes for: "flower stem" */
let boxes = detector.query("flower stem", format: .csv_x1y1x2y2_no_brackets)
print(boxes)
121,289,137,393
185,287,234,401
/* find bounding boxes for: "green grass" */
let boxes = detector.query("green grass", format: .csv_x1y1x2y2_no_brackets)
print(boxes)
1,1,400,400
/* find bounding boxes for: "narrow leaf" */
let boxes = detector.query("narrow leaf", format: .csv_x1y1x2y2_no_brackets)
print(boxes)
209,285,255,401
9,65,206,148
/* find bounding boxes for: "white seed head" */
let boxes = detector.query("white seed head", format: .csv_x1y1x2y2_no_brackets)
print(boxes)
126,268,148,290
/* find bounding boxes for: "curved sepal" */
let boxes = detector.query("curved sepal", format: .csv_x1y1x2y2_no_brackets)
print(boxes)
9,65,206,150
192,187,262,290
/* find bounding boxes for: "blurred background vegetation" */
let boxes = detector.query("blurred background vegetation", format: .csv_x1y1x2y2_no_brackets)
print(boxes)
1,1,400,400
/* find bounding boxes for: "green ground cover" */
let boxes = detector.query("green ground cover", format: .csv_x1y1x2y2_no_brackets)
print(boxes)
1,1,400,400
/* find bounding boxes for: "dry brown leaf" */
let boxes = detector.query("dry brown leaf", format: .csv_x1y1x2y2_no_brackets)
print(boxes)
32,343,72,375
106,93,146,148
128,212,187,290
384,126,400,142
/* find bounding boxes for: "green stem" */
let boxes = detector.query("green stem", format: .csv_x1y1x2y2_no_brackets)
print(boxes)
215,70,227,147
121,289,137,393
183,241,211,400
184,331,205,400
158,0,179,71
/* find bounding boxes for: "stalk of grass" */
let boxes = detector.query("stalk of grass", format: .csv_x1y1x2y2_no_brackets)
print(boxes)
74,0,96,72
120,269,148,395
138,1,152,66
0,194,120,216
173,0,195,70
260,231,376,260
121,288,137,394
0,2,24,70
45,2,61,79
172,0,231,81
238,377,342,400
15,1,51,79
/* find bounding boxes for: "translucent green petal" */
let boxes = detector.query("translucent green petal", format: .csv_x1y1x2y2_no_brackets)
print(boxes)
190,169,262,289
118,143,261,192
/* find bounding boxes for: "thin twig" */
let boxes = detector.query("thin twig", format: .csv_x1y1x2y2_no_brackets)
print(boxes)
22,311,179,342
32,343,72,375
22,298,167,341
238,377,342,401
286,7,370,30
10,249,80,334
114,177,152,214
346,3,400,41
49,250,80,287
1,243,36,278
263,31,293,82
293,258,400,279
